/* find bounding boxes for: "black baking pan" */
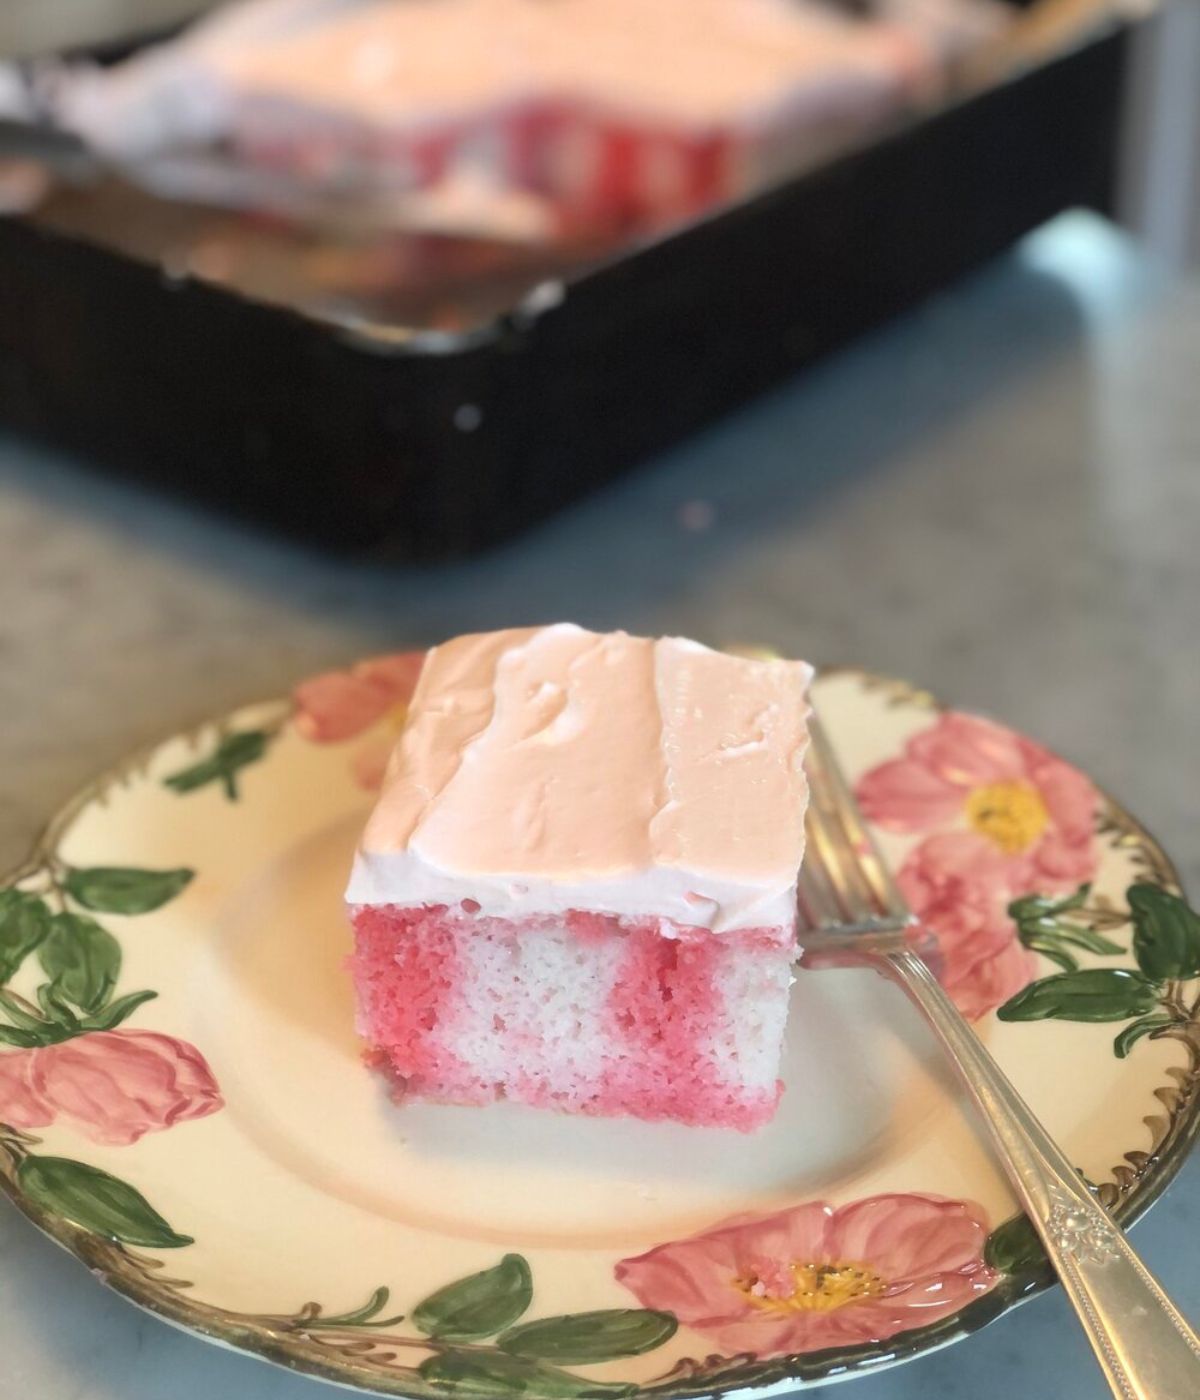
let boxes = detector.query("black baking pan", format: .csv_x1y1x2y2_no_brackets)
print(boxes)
0,18,1129,558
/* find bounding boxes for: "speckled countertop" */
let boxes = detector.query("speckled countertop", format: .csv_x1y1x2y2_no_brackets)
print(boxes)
1,212,1198,1399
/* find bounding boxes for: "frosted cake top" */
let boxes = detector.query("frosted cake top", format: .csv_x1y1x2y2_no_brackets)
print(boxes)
346,624,812,933
217,0,921,129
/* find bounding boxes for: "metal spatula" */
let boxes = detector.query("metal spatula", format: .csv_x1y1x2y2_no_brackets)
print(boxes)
800,710,1200,1400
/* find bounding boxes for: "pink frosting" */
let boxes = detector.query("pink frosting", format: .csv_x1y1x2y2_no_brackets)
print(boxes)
346,625,812,934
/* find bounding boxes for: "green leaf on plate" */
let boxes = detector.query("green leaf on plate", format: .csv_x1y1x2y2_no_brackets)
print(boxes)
984,1212,1047,1273
1020,934,1078,974
17,1155,193,1247
996,969,1161,1024
77,988,158,1032
1114,1012,1176,1059
0,988,50,1032
0,1024,41,1048
413,1255,533,1341
499,1310,677,1364
65,866,194,916
37,981,81,1029
1128,883,1200,981
0,892,51,984
1010,887,1126,963
1042,924,1126,957
163,731,271,802
0,984,82,1047
37,913,121,1014
304,1285,406,1330
1008,887,1090,921
419,1350,634,1397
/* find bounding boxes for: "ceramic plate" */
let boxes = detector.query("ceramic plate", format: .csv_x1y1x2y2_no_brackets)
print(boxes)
2,663,1199,1398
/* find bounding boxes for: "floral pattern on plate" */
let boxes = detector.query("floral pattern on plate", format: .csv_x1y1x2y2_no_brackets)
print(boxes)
0,864,219,1250
856,711,1100,1019
0,1027,221,1145
293,652,425,790
616,1193,997,1357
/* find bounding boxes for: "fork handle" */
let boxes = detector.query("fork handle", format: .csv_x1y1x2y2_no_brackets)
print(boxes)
883,942,1200,1400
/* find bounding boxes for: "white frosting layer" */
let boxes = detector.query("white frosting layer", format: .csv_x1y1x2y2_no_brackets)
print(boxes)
346,625,812,934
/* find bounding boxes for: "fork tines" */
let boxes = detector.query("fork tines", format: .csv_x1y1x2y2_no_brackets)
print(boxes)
799,712,912,940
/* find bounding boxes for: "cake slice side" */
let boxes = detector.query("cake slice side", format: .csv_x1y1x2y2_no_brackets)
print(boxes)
349,904,792,1130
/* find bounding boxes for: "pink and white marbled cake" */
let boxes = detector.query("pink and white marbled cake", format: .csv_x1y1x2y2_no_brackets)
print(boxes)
346,624,812,1130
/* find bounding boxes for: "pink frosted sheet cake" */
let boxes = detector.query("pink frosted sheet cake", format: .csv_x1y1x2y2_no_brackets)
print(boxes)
26,0,972,235
345,624,813,1130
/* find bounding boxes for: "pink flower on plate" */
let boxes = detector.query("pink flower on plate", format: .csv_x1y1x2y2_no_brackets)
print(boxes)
0,1049,53,1130
855,712,1099,1019
898,833,1038,1020
292,651,425,791
616,1193,996,1358
856,712,1098,891
26,1030,224,1147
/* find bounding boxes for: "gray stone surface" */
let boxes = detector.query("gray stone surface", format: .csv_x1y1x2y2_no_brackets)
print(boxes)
1,211,1197,1398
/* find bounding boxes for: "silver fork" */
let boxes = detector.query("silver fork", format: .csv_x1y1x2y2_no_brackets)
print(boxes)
801,711,1200,1400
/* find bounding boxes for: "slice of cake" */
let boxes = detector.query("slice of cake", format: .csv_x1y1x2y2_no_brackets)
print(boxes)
345,624,812,1131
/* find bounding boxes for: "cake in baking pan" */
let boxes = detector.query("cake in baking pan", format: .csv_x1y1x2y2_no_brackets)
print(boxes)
24,0,1009,232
